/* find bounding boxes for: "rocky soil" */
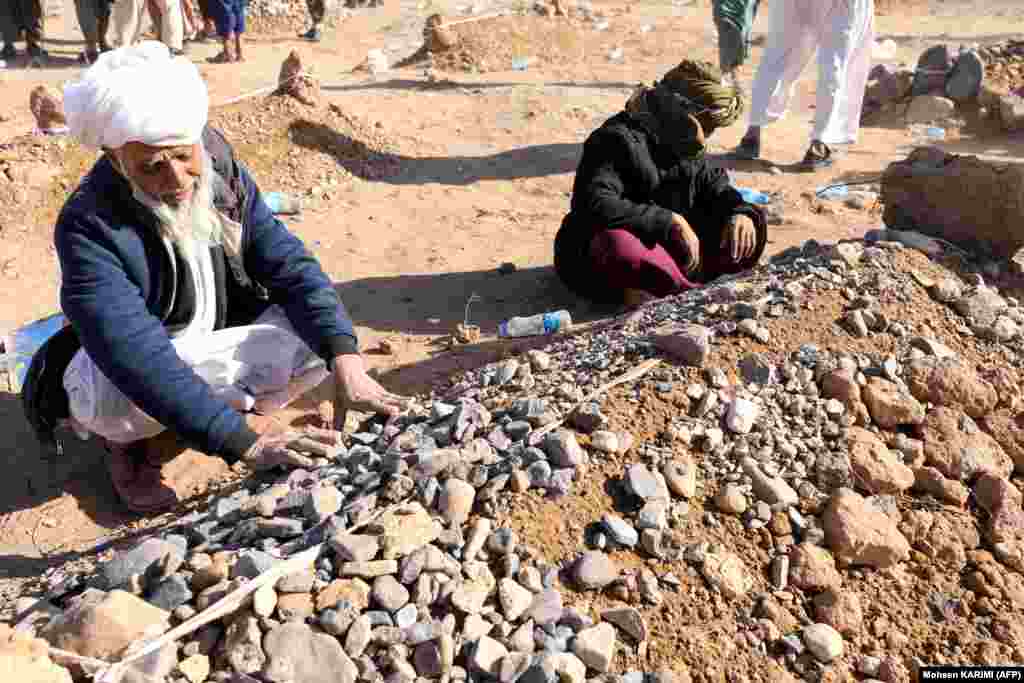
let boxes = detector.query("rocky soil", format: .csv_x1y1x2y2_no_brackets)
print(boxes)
4,2,1024,681
8,227,1024,683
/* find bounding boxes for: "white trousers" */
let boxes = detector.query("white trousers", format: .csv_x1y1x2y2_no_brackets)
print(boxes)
63,306,328,445
112,0,184,50
112,0,147,46
747,0,875,145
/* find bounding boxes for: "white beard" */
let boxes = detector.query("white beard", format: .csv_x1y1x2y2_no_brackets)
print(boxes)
122,147,222,249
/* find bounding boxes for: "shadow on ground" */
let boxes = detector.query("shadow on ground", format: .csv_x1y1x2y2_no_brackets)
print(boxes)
332,264,613,393
289,119,581,185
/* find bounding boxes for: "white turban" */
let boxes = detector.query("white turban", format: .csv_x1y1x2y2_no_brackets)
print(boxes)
63,41,209,150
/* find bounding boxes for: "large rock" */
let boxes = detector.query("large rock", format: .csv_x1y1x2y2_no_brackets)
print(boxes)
650,324,712,367
41,590,169,661
98,538,185,590
862,378,925,429
822,488,910,569
625,463,670,501
364,502,441,559
847,427,915,494
469,636,508,676
545,430,585,468
906,358,998,418
802,623,844,663
881,147,1024,259
662,457,697,498
982,411,1024,474
819,369,869,426
601,607,647,641
572,623,616,673
917,407,1012,481
700,550,755,599
262,622,358,683
498,578,534,621
741,457,798,506
0,625,73,683
899,509,979,570
788,543,842,592
974,474,1024,544
574,551,620,590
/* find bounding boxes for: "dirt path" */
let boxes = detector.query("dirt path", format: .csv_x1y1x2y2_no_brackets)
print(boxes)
1,0,1023,599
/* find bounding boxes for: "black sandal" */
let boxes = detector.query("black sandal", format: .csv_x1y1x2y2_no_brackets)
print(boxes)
797,140,834,171
206,51,234,63
732,134,761,161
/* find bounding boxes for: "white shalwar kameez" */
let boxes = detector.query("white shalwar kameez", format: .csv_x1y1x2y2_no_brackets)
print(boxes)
747,0,875,146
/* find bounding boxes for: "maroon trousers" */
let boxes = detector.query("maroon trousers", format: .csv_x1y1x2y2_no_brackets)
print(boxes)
587,228,756,301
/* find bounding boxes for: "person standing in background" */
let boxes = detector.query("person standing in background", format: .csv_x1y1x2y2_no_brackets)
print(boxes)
207,0,247,62
1,0,47,61
731,0,875,171
712,0,760,84
113,0,150,47
299,0,325,42
74,0,113,63
145,0,186,54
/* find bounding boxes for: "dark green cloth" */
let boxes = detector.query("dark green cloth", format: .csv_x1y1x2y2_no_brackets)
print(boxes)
713,0,760,72
74,0,111,45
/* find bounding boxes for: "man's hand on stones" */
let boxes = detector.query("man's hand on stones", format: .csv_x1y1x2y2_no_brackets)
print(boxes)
332,354,411,433
242,414,343,471
723,214,757,262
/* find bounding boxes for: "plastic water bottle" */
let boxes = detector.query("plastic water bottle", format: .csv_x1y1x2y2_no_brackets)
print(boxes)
816,184,849,200
499,310,572,338
736,187,771,205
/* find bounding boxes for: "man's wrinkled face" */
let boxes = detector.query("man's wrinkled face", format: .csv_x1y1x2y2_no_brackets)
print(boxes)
116,142,203,207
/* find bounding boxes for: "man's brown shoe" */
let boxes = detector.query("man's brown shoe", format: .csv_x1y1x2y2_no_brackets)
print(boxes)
104,440,180,514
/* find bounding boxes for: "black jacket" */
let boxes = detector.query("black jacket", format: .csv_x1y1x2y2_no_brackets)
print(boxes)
555,112,765,299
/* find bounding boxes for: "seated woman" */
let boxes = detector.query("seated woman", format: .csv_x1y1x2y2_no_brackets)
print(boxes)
555,60,768,307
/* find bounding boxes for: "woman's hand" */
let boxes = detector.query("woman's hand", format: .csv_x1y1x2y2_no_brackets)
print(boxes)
722,214,757,262
668,212,701,273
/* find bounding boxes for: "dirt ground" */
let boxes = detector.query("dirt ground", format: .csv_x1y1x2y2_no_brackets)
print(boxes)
2,0,1024,636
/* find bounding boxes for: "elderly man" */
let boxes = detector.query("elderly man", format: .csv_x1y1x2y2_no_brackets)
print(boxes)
22,42,406,512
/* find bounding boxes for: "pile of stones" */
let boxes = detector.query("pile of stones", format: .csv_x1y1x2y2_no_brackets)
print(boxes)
11,228,1024,681
888,41,1024,131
